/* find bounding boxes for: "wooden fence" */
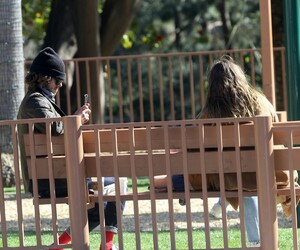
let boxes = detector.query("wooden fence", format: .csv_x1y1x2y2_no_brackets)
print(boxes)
0,115,300,249
25,47,287,123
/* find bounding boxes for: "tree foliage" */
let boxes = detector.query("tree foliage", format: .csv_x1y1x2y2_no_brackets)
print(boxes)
21,0,284,121
22,0,52,48
109,0,264,121
22,1,261,56
117,0,260,55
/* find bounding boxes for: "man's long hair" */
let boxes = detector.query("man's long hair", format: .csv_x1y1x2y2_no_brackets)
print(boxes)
25,72,51,89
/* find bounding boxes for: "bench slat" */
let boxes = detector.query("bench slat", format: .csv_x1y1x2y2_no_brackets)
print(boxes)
27,156,66,179
82,124,255,153
274,147,300,170
273,128,300,145
26,150,257,179
84,150,257,177
24,134,65,156
90,190,258,202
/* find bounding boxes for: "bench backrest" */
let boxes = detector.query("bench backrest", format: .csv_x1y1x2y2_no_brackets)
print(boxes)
82,119,257,178
24,115,300,185
25,117,258,179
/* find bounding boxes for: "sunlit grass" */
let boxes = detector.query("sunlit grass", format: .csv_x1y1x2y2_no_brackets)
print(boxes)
3,186,25,194
2,179,299,249
0,229,298,249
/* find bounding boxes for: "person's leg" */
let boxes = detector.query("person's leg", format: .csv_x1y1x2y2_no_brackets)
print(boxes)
51,203,101,250
51,203,105,250
210,198,223,218
53,177,126,250
153,175,168,190
171,175,185,192
99,177,126,250
51,230,71,250
243,196,260,245
100,200,125,250
171,175,186,205
53,203,124,250
86,202,115,250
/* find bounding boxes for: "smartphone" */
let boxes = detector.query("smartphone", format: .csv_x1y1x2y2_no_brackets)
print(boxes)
84,94,88,104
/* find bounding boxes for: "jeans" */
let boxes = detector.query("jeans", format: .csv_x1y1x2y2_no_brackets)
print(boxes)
67,177,126,235
243,196,260,243
175,175,260,243
217,196,260,243
172,175,185,192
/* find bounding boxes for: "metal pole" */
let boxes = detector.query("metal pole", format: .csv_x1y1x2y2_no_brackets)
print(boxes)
284,0,300,120
283,0,300,227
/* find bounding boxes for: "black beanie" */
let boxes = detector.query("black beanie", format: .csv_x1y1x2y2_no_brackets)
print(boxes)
30,47,66,81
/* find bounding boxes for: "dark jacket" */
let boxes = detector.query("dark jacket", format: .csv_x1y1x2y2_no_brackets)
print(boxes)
17,86,66,194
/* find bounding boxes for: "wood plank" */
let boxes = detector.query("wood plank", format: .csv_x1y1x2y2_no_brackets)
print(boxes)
274,147,300,170
24,134,65,156
90,190,258,202
273,129,300,145
27,156,67,179
84,150,257,177
82,123,255,153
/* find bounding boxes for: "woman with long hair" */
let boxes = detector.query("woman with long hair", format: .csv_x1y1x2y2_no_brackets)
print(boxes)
191,55,279,247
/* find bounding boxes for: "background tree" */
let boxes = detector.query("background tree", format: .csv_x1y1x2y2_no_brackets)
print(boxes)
0,0,24,153
16,0,287,187
41,0,139,123
21,0,285,120
118,0,260,54
113,0,263,121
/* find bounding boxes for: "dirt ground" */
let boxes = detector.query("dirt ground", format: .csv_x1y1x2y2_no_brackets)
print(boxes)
2,195,292,232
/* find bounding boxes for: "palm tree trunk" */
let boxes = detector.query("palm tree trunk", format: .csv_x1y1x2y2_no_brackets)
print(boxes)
0,0,24,152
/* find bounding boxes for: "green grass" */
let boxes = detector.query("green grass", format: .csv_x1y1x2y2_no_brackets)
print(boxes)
127,177,149,192
0,228,298,249
3,186,25,194
116,229,300,249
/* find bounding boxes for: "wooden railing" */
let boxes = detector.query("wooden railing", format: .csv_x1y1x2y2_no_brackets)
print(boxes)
24,47,287,123
1,115,300,249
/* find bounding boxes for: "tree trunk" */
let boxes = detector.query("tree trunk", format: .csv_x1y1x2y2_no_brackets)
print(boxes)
43,0,139,123
43,0,77,114
0,0,24,152
100,0,140,56
217,0,232,49
72,0,102,124
44,0,76,57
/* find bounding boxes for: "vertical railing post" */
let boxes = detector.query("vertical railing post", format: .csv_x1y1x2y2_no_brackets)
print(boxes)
259,0,276,106
63,115,89,250
254,116,278,249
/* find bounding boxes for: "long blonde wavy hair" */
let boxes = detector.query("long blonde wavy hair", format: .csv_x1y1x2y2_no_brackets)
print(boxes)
199,55,263,118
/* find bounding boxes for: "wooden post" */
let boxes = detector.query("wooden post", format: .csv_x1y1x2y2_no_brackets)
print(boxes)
259,0,276,107
63,116,89,249
254,116,278,249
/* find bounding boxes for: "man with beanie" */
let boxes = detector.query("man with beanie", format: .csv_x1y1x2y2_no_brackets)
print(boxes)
18,47,78,194
17,47,124,250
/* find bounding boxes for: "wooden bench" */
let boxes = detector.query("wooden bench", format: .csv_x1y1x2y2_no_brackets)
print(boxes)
25,117,259,201
24,115,300,250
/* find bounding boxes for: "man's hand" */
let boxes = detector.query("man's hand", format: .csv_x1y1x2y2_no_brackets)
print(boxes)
74,103,91,124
